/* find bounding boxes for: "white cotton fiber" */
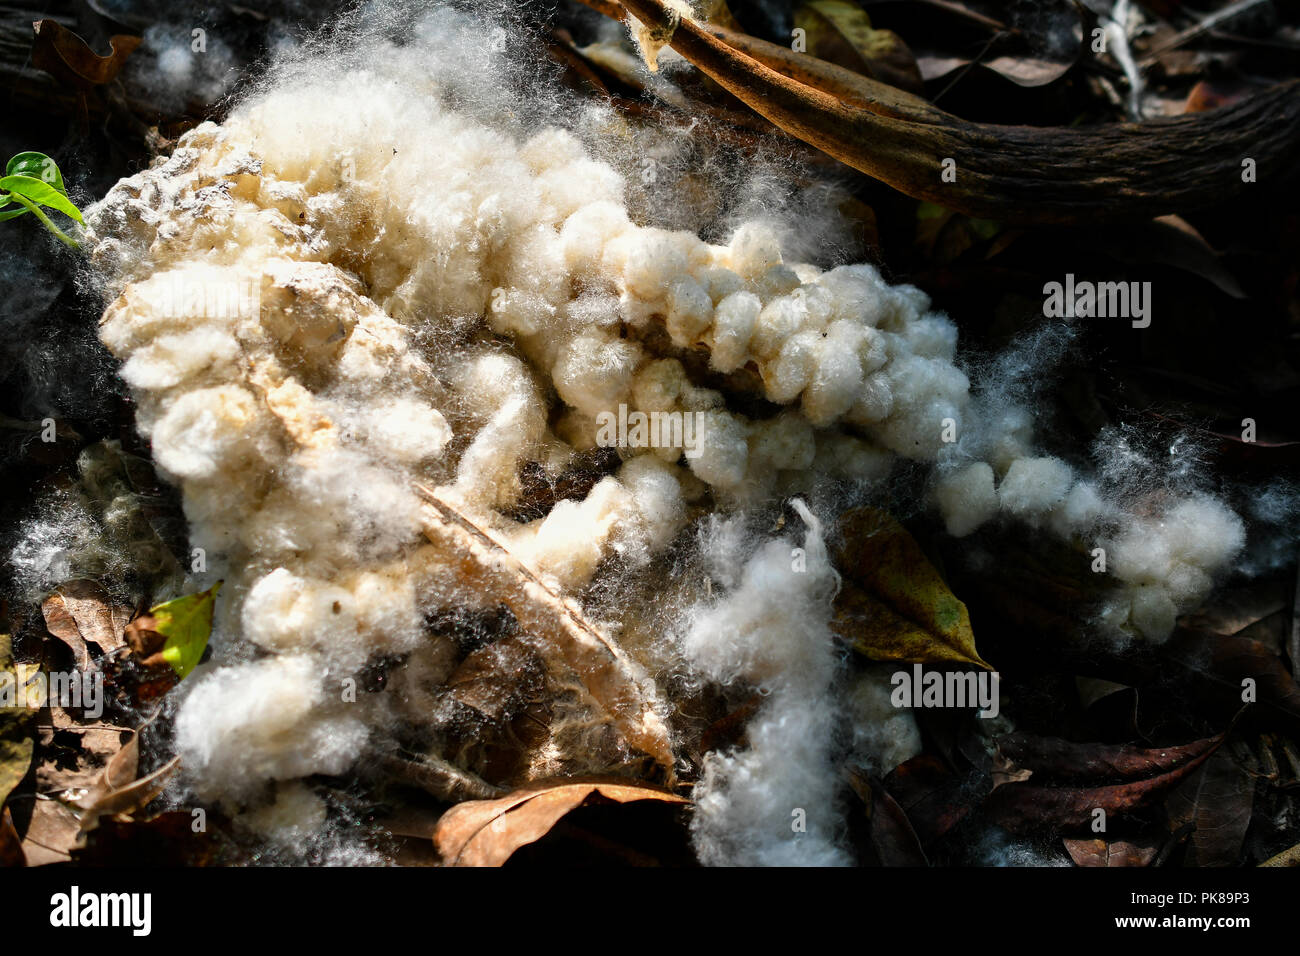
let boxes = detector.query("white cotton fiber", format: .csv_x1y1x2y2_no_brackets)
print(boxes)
149,386,265,481
998,456,1075,519
846,668,922,775
683,503,851,865
242,782,329,847
1102,494,1246,640
175,655,370,801
934,462,998,537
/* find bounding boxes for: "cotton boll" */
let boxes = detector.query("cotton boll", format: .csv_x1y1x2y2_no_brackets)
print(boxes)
150,385,267,481
1107,509,1190,590
819,264,890,327
698,267,746,304
536,158,624,221
692,697,850,866
766,330,821,404
857,325,888,374
444,352,546,505
998,457,1074,519
1165,562,1212,608
335,308,422,386
678,383,725,411
351,398,451,464
688,410,749,491
119,328,241,391
77,5,1276,863
682,510,838,687
709,291,761,372
623,229,690,302
803,323,866,426
260,260,366,357
1163,496,1246,573
982,406,1036,473
515,476,634,588
289,448,425,560
484,287,557,338
934,462,999,537
345,563,425,655
753,264,802,299
520,127,588,175
1048,479,1109,538
552,330,642,418
846,374,893,426
451,394,544,509
631,358,686,412
242,568,359,660
100,264,248,354
1106,494,1244,628
665,276,714,346
903,312,959,361
616,455,687,559
502,224,570,307
876,283,932,331
175,655,370,801
749,293,807,361
749,411,816,472
726,222,783,279
873,354,970,460
560,201,633,274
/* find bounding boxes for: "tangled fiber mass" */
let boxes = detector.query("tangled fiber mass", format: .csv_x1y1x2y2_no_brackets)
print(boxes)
64,2,1257,863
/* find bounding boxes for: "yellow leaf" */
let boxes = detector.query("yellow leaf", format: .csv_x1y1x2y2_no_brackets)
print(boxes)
832,508,989,668
151,582,222,679
0,635,36,809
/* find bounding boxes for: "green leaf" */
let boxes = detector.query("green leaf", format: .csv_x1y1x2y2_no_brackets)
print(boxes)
6,151,67,193
0,205,31,222
832,508,990,668
150,583,222,679
0,175,83,223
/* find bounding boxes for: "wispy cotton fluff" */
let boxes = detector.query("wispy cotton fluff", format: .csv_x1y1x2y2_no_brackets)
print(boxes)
72,0,1267,860
682,502,851,865
930,327,1249,642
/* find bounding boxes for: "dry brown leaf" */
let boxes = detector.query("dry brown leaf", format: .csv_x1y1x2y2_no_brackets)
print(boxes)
1165,747,1254,867
77,716,180,832
434,778,687,866
985,731,1227,834
19,799,80,866
1064,836,1159,867
21,721,132,865
41,580,132,669
78,756,180,832
31,19,142,90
